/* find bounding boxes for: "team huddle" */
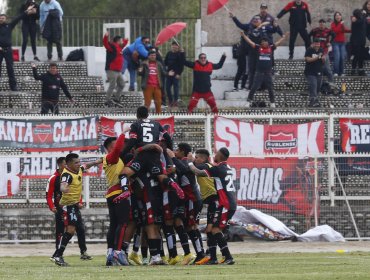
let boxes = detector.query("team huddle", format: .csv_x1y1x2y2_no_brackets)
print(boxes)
46,106,236,267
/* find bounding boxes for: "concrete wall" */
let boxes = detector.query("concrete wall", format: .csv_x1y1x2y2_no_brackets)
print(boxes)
201,0,363,46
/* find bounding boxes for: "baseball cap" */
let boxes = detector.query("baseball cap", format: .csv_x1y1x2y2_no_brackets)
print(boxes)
260,3,268,8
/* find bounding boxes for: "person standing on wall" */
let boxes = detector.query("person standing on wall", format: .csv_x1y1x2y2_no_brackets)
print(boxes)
182,50,226,114
40,0,63,61
277,0,311,59
164,42,184,108
0,7,34,91
103,31,128,107
20,0,40,62
304,38,325,107
350,9,367,76
330,12,351,77
138,50,167,114
122,36,151,91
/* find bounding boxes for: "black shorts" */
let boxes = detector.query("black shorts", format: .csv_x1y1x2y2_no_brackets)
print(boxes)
141,184,163,226
128,150,164,177
163,188,185,221
62,204,83,227
207,202,235,230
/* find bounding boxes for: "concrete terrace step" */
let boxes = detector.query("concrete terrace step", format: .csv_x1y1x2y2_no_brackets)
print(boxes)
13,61,88,77
0,76,103,92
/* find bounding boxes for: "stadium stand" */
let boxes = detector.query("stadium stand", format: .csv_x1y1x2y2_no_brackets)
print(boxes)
1,57,370,242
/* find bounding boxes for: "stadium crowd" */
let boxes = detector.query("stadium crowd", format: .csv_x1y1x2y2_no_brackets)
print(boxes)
1,1,369,111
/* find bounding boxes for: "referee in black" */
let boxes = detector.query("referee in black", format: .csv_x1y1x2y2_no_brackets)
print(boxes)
31,62,75,114
0,7,35,91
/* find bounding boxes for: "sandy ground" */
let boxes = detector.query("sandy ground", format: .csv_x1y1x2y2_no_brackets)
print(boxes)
1,240,370,257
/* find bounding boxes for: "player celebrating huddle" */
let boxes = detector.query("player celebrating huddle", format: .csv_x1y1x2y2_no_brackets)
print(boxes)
187,147,237,265
116,106,184,265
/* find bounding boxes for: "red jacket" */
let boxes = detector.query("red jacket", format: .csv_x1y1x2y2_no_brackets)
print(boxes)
103,34,128,72
331,22,351,43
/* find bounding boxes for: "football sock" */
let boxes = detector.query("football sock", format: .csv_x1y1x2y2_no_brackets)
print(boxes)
159,233,165,257
148,239,161,257
114,224,127,251
76,225,87,254
163,225,177,258
175,225,190,255
207,232,217,261
214,232,232,259
132,230,141,253
188,229,204,257
56,232,73,257
122,241,129,255
141,246,148,258
196,229,204,250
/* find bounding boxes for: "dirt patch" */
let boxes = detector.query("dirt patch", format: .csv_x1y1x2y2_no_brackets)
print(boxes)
1,240,369,257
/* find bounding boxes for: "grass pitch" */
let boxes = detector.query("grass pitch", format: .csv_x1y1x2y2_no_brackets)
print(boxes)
1,253,370,280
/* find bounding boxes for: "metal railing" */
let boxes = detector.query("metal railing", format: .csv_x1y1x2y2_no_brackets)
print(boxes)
0,113,370,241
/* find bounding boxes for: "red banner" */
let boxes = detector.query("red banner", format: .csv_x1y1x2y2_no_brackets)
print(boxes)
214,116,325,156
229,157,318,216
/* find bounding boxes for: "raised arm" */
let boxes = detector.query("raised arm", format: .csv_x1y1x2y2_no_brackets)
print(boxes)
275,32,289,47
103,32,113,52
241,32,256,48
212,53,226,70
276,2,293,19
31,64,43,80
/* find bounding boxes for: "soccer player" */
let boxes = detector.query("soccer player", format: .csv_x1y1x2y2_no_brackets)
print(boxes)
167,144,206,264
46,157,92,262
52,153,93,266
187,148,237,265
115,106,184,265
94,132,162,266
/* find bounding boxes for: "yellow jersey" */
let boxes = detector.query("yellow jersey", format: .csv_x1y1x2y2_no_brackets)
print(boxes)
59,167,83,206
103,155,124,198
196,163,217,200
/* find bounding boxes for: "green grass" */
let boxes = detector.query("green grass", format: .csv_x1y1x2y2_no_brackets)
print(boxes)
1,253,370,280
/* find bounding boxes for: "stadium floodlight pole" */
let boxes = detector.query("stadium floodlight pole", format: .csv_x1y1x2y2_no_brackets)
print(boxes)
333,159,362,241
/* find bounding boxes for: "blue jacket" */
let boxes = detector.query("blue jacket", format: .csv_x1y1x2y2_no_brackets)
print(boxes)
40,0,63,27
126,37,149,58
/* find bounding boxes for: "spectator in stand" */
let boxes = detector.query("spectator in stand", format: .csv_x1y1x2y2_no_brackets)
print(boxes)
241,32,288,108
229,13,276,90
31,62,74,114
304,38,325,107
122,36,150,91
149,45,167,107
331,12,351,76
309,19,335,83
0,8,34,91
138,50,166,114
182,50,226,114
46,157,92,262
277,0,311,59
164,42,184,108
103,31,128,107
362,1,370,40
350,9,367,76
40,0,63,61
20,0,40,62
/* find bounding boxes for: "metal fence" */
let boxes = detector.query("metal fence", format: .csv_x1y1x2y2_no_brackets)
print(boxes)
1,113,370,242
